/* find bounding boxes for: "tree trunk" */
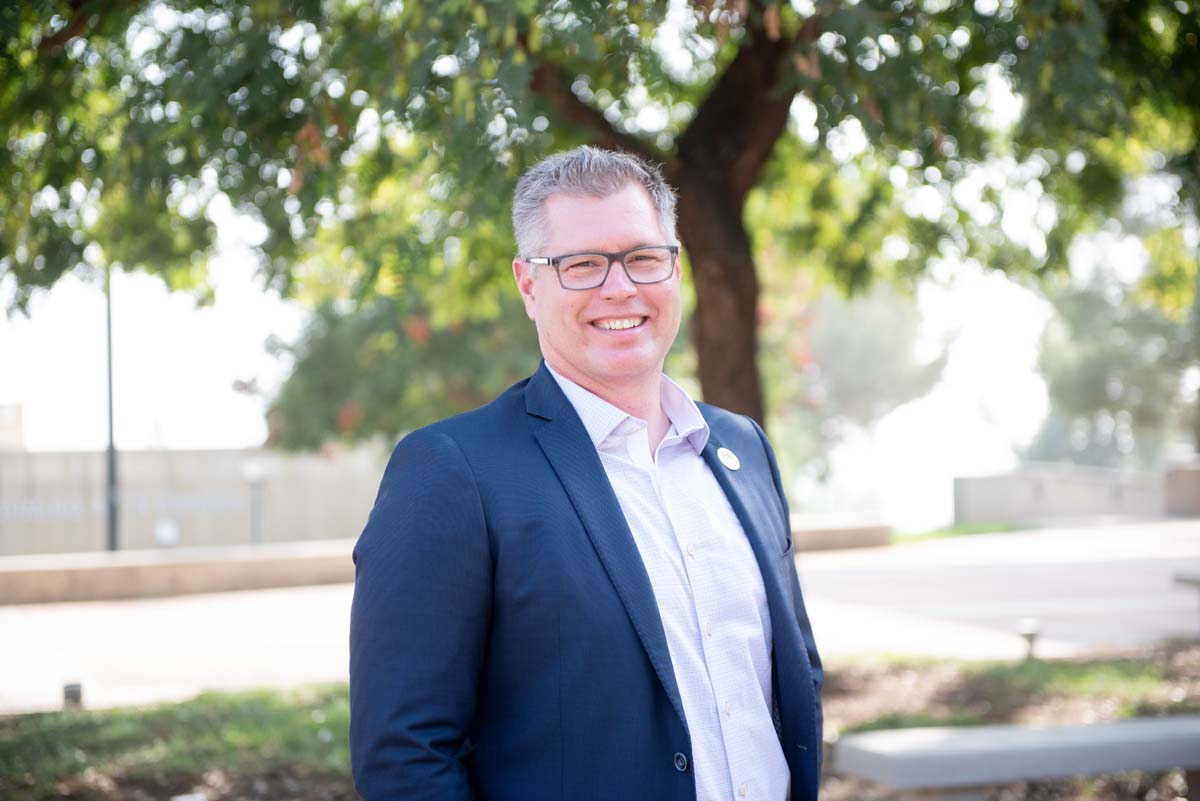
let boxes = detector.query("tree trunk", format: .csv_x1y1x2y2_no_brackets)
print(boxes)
667,27,797,427
676,172,764,424
529,12,801,427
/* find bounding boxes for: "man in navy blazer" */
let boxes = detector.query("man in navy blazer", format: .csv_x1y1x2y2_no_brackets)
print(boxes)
350,147,823,801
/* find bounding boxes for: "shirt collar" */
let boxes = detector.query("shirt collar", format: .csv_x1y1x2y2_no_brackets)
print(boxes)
546,363,710,455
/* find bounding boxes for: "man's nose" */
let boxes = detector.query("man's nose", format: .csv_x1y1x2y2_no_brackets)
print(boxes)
598,258,638,299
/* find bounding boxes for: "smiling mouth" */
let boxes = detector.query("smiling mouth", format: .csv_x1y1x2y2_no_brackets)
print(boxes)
592,317,647,331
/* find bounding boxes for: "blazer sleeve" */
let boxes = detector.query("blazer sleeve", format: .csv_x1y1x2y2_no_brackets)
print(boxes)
349,427,491,801
750,418,825,760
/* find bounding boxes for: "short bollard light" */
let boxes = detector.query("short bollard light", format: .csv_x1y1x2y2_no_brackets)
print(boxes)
63,682,83,710
1018,617,1041,660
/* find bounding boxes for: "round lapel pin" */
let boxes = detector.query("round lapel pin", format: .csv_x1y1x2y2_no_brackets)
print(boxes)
717,447,740,471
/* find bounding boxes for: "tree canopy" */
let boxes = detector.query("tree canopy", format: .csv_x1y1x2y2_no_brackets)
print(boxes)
265,292,542,449
1027,253,1195,469
3,0,1198,426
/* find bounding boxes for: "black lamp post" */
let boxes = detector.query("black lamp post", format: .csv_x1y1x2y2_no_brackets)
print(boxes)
105,261,118,551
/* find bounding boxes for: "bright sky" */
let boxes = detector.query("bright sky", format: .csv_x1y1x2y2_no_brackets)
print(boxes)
0,238,307,452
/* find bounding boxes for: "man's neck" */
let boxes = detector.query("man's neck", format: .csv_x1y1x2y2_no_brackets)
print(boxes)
547,362,671,451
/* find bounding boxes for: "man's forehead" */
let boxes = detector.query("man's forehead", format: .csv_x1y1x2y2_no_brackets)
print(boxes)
543,185,658,227
542,181,651,209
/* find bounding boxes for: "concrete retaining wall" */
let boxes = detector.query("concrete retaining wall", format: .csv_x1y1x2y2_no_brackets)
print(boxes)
1167,462,1200,516
792,514,892,550
954,463,1164,526
0,539,355,604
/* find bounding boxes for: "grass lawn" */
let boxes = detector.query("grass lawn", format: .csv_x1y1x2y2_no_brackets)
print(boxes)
824,642,1199,736
1,642,1196,800
896,521,1025,543
1,684,351,801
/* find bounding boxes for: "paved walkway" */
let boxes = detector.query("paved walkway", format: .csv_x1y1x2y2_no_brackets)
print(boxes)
2,519,1198,715
800,519,1200,659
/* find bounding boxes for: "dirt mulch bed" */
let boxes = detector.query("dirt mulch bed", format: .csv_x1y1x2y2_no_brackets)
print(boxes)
818,641,1200,801
48,767,355,801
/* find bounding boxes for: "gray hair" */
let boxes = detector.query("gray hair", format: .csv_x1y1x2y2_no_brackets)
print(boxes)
512,146,679,257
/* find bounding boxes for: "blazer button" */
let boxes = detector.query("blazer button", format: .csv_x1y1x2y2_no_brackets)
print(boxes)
673,752,688,772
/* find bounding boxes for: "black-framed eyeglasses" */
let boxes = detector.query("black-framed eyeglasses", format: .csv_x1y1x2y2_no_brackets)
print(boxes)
524,245,679,290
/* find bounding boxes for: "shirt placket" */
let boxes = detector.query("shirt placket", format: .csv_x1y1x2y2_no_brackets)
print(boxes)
658,443,758,800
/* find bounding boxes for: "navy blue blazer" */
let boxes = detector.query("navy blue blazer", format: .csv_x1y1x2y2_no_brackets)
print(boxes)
350,363,823,801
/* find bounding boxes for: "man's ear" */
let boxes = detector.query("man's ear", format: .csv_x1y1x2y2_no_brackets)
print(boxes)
513,258,537,321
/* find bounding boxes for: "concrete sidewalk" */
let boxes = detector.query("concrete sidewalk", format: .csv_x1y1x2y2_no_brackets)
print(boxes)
2,519,1198,715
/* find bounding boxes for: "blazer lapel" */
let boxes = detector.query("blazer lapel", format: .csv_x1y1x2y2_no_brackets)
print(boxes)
701,431,789,599
701,429,820,772
525,365,688,729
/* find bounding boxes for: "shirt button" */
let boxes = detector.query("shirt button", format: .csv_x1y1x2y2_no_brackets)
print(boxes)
686,543,696,557
723,701,732,717
739,782,748,797
705,622,713,638
673,752,688,772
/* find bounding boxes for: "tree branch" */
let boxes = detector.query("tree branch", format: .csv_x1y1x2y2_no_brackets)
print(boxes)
38,0,90,53
528,63,663,162
674,7,827,200
521,39,664,164
791,10,824,50
675,33,795,200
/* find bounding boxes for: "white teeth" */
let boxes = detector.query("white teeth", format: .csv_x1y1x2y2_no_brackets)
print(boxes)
595,317,644,330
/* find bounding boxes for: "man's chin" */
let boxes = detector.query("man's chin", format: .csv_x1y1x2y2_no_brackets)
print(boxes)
591,356,666,384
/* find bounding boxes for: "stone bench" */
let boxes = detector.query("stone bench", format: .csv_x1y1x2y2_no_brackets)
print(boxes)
791,514,892,551
833,716,1200,801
